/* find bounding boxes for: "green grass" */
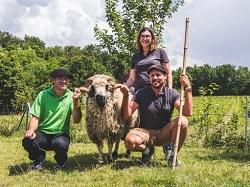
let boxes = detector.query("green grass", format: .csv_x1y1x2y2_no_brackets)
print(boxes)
1,96,250,186
1,133,250,187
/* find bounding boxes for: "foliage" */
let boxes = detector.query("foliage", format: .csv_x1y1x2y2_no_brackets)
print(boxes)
193,83,220,145
198,82,220,96
203,113,245,149
94,0,184,68
0,31,22,49
190,91,248,149
173,64,250,96
1,31,250,107
0,115,20,136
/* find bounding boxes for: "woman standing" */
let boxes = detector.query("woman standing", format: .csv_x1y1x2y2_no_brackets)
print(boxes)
125,27,172,90
125,27,173,162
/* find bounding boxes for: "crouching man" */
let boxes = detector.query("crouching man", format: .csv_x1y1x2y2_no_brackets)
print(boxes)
120,64,193,166
22,68,82,170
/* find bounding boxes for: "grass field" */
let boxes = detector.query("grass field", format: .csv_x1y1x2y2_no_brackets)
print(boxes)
1,96,250,187
1,133,250,187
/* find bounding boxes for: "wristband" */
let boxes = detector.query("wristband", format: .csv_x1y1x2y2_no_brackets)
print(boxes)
184,86,192,92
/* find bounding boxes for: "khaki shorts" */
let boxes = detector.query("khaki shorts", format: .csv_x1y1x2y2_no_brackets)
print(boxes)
128,128,160,146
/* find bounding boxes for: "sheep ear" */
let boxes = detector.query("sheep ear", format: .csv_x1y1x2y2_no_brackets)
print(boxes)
83,76,95,88
106,77,116,89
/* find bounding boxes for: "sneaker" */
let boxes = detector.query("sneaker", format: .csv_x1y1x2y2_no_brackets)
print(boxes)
141,147,155,163
29,159,44,171
168,155,181,167
54,162,66,170
163,143,172,160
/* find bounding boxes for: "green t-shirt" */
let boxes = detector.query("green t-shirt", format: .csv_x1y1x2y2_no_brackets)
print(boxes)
30,86,73,134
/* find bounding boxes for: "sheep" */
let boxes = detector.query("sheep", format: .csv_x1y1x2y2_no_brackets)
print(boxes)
79,74,138,163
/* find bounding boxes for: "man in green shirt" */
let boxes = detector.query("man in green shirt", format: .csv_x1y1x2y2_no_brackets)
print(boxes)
22,68,82,170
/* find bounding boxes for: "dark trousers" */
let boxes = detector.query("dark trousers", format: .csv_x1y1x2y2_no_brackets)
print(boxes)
22,131,70,165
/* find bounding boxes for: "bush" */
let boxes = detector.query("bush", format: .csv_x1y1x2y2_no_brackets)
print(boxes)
0,115,21,136
70,121,91,143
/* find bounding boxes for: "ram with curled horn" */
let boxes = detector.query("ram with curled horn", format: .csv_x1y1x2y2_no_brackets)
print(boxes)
79,74,138,163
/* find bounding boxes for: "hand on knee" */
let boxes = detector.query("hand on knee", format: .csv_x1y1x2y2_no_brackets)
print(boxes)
125,136,139,150
124,141,134,150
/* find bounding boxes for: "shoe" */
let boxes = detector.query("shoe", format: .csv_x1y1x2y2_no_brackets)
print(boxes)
168,155,181,167
29,159,44,171
141,147,155,163
54,162,66,170
163,143,172,160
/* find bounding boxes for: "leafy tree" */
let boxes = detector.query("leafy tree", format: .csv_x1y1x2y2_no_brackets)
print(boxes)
22,35,46,58
232,66,250,95
94,0,184,69
214,64,237,95
0,31,22,49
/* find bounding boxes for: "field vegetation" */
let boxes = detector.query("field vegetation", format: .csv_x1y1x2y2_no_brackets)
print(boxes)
0,96,249,186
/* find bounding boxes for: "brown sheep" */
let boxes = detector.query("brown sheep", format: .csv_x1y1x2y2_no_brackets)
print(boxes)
79,74,138,163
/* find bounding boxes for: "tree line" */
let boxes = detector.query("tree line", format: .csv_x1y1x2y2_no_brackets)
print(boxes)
0,31,249,106
173,64,250,96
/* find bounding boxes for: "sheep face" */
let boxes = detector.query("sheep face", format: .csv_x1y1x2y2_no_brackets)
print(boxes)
88,79,112,108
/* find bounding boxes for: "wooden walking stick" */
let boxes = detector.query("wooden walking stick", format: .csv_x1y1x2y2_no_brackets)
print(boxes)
172,17,189,170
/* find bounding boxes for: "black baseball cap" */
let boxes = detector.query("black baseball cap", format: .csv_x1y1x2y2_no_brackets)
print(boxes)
50,68,73,79
147,64,166,75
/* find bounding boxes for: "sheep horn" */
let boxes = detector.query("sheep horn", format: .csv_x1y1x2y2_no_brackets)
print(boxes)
113,84,123,90
78,86,89,93
111,84,130,96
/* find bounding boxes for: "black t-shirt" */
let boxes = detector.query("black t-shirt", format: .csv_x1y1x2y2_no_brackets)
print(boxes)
133,86,180,129
131,48,169,90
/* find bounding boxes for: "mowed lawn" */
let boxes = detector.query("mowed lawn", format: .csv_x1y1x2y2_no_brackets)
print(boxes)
0,133,250,187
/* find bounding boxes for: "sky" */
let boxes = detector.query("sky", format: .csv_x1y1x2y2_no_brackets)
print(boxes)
0,0,249,70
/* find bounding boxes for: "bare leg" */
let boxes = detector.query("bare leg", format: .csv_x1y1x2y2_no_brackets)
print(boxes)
171,117,188,152
156,116,188,152
124,133,146,152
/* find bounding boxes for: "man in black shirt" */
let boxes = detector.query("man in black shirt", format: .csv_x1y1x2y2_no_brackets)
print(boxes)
121,64,193,165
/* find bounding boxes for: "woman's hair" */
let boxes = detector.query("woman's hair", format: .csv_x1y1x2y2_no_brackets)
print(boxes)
136,27,158,53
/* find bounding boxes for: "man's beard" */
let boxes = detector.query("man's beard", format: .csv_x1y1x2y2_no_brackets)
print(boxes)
151,81,164,89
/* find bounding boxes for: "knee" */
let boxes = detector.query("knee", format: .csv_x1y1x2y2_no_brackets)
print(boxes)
22,137,32,149
172,116,188,130
180,116,189,130
124,134,138,150
52,139,69,152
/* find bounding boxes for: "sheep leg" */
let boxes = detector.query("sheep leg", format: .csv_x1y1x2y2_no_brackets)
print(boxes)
112,140,120,160
125,150,131,158
107,139,114,162
97,142,104,163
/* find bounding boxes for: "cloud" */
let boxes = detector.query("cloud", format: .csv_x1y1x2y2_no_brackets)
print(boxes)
0,0,106,46
165,0,250,68
0,1,26,33
17,0,50,7
0,0,249,68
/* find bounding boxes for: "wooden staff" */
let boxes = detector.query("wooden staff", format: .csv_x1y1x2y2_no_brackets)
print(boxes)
172,17,189,170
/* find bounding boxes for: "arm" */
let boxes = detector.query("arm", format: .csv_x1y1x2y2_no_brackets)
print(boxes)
163,63,173,89
72,87,82,123
25,116,39,139
125,69,136,88
120,85,139,120
174,74,193,116
183,88,193,116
